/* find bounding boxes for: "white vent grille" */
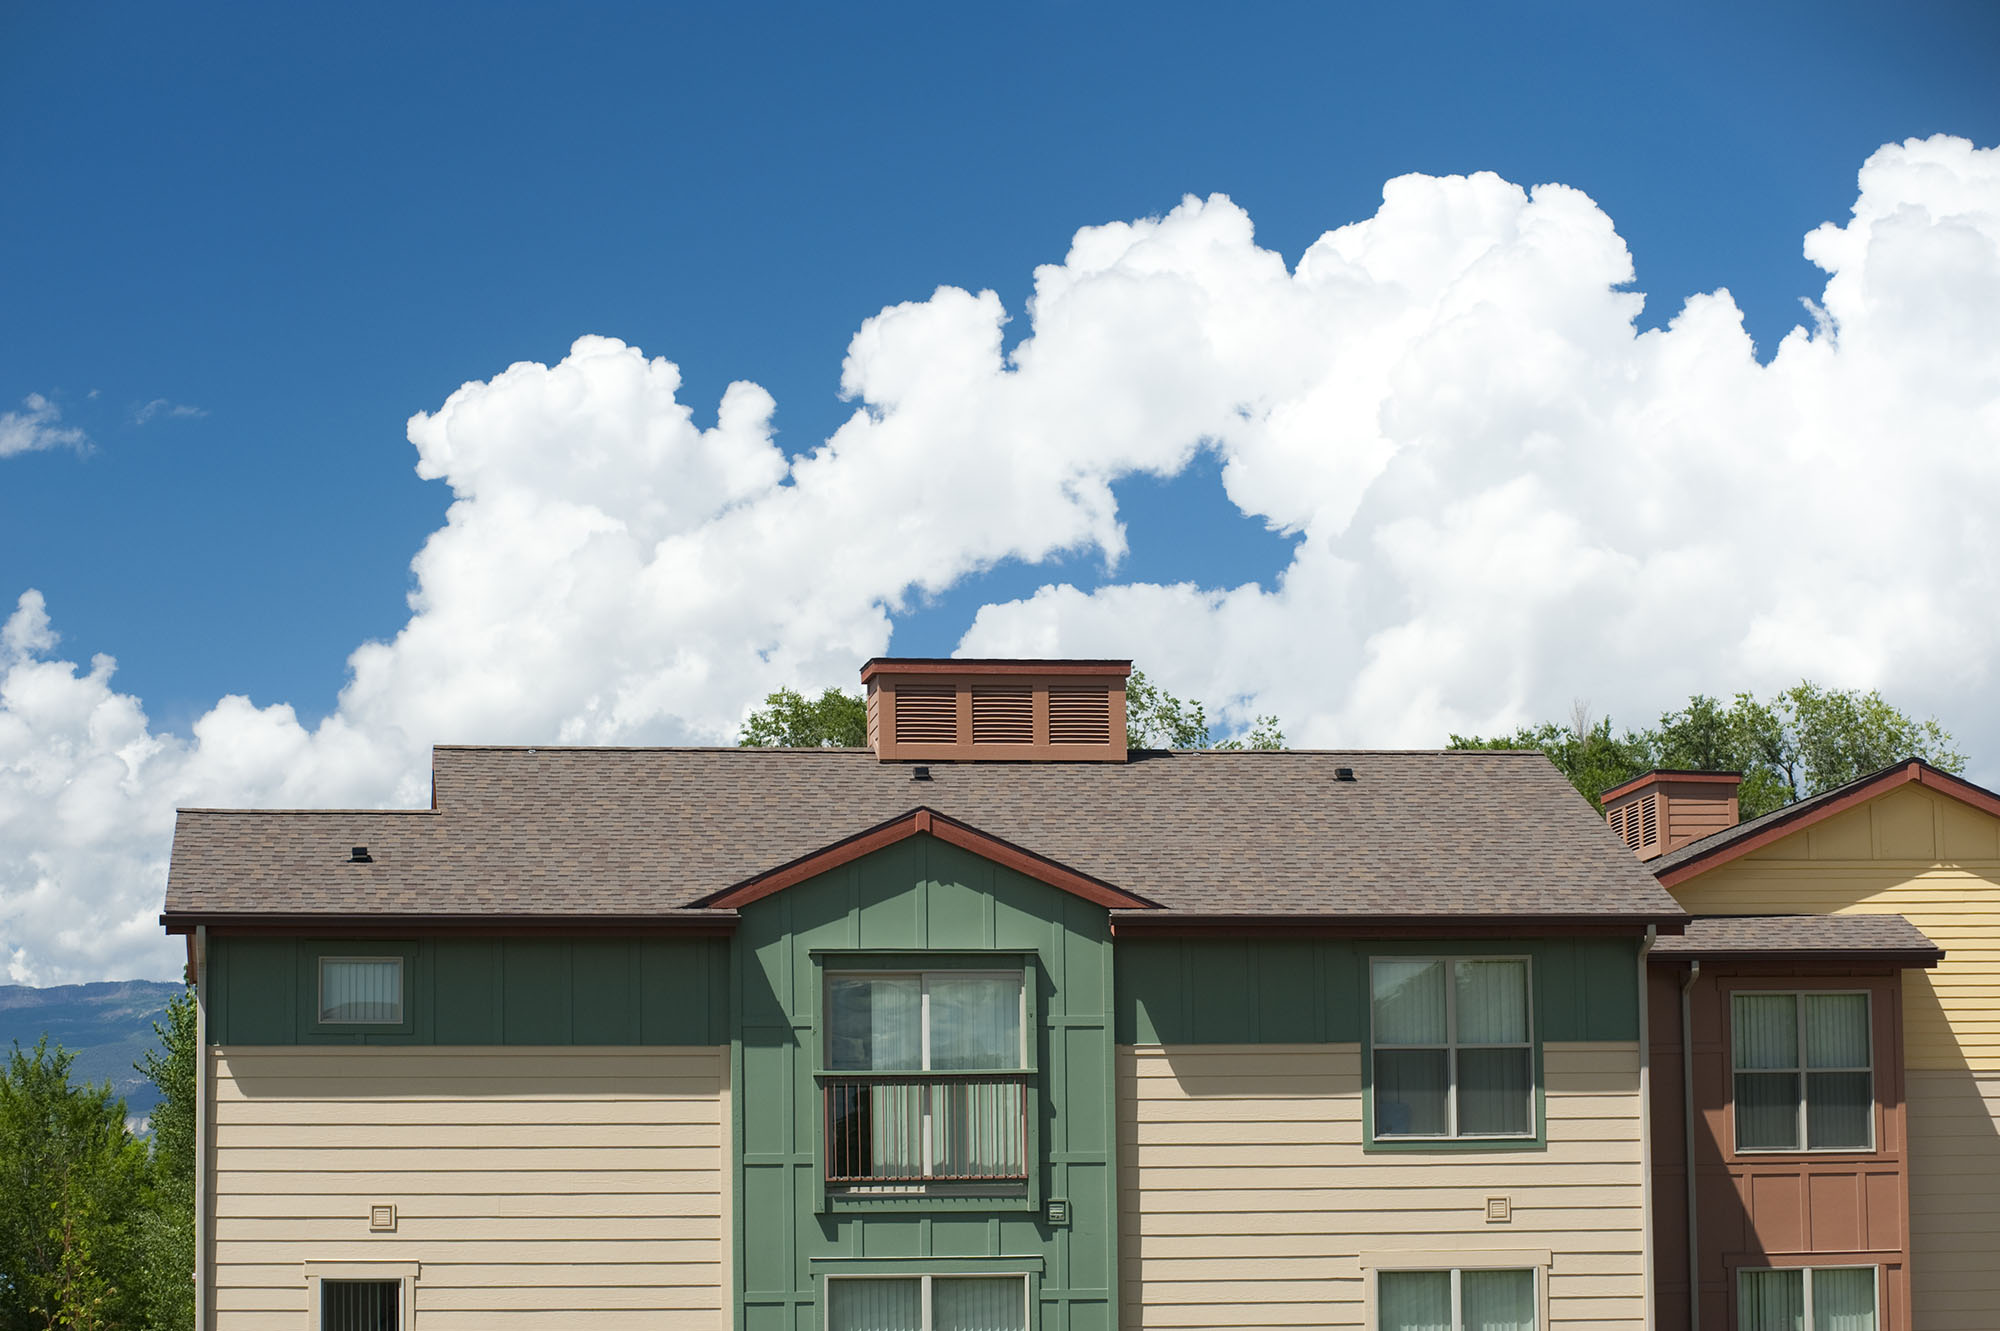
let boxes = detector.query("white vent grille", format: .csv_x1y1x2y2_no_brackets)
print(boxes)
971,687,1033,744
1048,687,1111,745
893,686,957,745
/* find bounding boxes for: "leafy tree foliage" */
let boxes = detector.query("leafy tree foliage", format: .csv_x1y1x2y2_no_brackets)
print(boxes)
1451,682,1965,818
737,687,869,748
1125,669,1284,750
134,992,195,1331
0,1038,149,1331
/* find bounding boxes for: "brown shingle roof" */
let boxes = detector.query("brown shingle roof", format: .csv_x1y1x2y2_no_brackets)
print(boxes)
1652,913,1942,962
163,747,1685,926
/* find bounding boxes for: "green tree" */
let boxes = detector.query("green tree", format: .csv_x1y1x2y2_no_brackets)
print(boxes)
135,990,195,1331
1451,683,1964,819
1448,718,1654,811
737,686,869,748
0,1038,149,1331
1123,669,1283,750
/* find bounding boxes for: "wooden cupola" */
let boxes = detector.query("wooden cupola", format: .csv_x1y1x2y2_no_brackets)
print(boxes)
1601,770,1742,861
861,659,1131,762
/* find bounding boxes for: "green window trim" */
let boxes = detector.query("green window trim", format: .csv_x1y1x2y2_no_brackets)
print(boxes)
1363,952,1545,1153
302,941,417,1036
810,949,1045,1214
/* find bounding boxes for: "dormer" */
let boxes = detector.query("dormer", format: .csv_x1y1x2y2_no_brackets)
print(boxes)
861,659,1131,762
1601,769,1742,861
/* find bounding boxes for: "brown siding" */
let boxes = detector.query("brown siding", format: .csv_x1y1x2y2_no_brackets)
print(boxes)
1649,961,1913,1330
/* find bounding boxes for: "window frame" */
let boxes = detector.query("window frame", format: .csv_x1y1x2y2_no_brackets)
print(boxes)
303,942,417,1037
810,950,1042,1212
1364,1258,1546,1331
1729,989,1876,1155
823,969,1030,1075
1366,954,1539,1146
821,1270,1033,1331
303,1261,418,1331
1735,1264,1880,1329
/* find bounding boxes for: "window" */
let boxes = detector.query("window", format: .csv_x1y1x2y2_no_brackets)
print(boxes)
1732,992,1873,1152
1738,1266,1878,1331
317,957,404,1025
1377,1268,1537,1331
1372,958,1533,1139
825,1274,1028,1331
320,1280,399,1331
824,971,1028,1185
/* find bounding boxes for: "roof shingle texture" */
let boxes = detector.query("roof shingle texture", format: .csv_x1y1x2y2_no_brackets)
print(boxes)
165,747,1684,922
1652,913,1941,959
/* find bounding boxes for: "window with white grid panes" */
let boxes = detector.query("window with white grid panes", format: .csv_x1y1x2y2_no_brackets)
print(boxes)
1371,958,1534,1140
1732,992,1873,1152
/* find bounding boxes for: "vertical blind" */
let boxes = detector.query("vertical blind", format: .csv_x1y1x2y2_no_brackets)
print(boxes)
320,1280,398,1331
1732,993,1871,1151
1737,1268,1876,1331
1372,959,1531,1138
318,959,402,1024
1378,1269,1535,1331
825,1277,1025,1331
826,974,1022,1071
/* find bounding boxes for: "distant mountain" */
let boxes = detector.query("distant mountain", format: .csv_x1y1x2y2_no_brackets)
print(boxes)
0,980,181,1121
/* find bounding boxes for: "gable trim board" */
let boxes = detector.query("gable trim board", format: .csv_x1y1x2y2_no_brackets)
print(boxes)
697,807,1158,911
1656,760,2000,887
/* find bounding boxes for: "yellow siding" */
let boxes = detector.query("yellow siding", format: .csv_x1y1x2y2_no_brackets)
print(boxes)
1670,787,2000,1073
1116,1043,1644,1329
211,1045,728,1331
1668,783,2000,1329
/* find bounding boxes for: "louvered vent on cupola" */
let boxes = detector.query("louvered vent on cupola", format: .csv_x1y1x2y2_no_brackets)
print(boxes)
863,659,1131,762
1601,770,1742,862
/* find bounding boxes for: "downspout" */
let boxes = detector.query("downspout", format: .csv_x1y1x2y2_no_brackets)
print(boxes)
1680,958,1702,1331
194,925,210,1331
1637,925,1656,1331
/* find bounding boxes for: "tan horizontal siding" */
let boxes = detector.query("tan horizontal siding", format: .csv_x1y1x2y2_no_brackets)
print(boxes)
211,1045,727,1331
1907,1070,2000,1330
1116,1042,1644,1329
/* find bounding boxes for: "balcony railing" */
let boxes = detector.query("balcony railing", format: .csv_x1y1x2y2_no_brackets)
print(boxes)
823,1073,1029,1184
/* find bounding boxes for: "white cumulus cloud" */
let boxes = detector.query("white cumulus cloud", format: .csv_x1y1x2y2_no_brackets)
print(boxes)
0,394,90,457
2,134,1997,984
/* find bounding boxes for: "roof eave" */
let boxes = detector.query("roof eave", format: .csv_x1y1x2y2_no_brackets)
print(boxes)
160,911,739,936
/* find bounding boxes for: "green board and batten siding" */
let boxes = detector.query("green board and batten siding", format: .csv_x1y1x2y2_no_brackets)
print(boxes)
1116,935,1641,1046
733,833,1118,1331
205,935,730,1046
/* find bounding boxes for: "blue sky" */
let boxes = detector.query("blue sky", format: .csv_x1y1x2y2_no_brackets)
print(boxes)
5,3,2000,981
5,1,1994,728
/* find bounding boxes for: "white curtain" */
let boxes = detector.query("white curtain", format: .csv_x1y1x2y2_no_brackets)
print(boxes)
1734,994,1800,1069
828,977,922,1071
1804,996,1872,1147
1455,961,1528,1044
319,959,401,1024
1739,1270,1805,1331
1457,1048,1533,1135
930,975,1022,1071
1811,1269,1877,1331
1377,1271,1452,1331
1373,960,1446,1044
866,1081,925,1177
1461,1269,1536,1331
931,1078,1025,1178
933,1278,1026,1331
827,1279,923,1331
1734,993,1801,1150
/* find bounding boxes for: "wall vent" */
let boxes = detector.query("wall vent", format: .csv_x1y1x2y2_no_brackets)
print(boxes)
863,659,1130,763
1048,686,1112,746
1601,770,1742,862
892,685,957,745
971,686,1034,744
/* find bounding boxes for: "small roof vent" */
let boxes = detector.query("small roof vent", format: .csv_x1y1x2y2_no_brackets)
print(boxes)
348,846,373,864
862,659,1131,763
